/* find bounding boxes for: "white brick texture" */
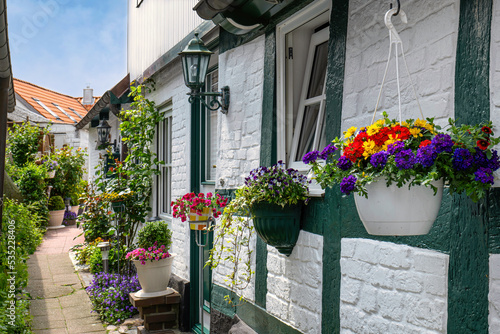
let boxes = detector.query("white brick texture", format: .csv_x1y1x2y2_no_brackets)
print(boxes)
266,231,324,334
340,238,448,333
490,254,500,334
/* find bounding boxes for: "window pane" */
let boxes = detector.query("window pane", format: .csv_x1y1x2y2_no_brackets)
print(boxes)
307,41,328,99
205,70,218,182
295,103,320,161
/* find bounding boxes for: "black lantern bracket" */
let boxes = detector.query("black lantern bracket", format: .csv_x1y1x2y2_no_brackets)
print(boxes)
187,86,230,114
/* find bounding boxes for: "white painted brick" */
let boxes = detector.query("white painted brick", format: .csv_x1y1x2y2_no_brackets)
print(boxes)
423,273,448,297
340,276,361,305
266,294,289,321
358,283,378,313
412,249,448,276
393,271,424,293
377,290,406,322
378,244,411,269
341,238,357,258
370,265,394,290
491,254,500,279
406,298,447,331
352,238,380,264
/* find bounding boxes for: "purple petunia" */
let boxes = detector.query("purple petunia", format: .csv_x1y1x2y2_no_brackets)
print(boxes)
337,156,353,171
416,145,438,168
369,151,389,168
475,148,500,171
452,148,474,170
340,175,357,195
475,167,494,184
387,141,405,155
319,144,338,160
303,150,319,164
431,134,454,154
395,149,416,170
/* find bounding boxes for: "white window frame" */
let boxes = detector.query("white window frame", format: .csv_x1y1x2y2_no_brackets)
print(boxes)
157,103,173,219
276,0,330,196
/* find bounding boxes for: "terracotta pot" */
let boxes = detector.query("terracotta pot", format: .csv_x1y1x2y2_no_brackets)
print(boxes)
48,210,65,227
354,178,444,236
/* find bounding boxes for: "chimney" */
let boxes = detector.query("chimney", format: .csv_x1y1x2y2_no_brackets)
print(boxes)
82,86,94,105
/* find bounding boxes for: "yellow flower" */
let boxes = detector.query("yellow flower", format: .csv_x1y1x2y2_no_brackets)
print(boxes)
382,139,397,151
362,140,377,159
344,126,357,139
409,128,422,138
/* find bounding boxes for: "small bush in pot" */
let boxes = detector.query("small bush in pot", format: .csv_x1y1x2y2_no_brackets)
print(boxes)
48,196,65,211
136,220,172,249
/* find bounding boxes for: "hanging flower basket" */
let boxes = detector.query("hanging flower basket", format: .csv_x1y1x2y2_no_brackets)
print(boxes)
251,202,302,256
188,207,211,230
354,178,443,236
111,200,125,212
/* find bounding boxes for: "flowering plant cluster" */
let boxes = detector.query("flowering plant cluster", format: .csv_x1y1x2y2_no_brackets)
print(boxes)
303,112,500,202
86,272,141,324
42,158,59,171
125,242,171,265
241,160,310,207
101,190,135,203
171,192,228,222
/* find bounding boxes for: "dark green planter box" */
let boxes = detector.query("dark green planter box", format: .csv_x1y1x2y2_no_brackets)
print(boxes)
251,202,302,257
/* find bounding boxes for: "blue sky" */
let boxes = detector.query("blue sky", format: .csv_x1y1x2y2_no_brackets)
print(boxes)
7,0,127,97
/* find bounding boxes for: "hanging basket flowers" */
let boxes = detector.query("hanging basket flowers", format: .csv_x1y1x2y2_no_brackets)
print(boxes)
171,192,228,222
304,112,500,202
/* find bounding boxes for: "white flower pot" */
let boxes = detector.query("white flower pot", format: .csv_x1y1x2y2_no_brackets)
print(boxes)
48,210,65,228
133,254,175,298
354,179,444,236
47,170,56,178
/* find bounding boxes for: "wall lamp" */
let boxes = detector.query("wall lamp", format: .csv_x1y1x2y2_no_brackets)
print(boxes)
96,119,118,152
179,33,230,114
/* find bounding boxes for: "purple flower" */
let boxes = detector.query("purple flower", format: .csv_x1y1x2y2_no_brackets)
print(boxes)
416,145,437,168
302,150,319,164
387,141,405,155
395,149,416,170
318,144,338,160
337,156,353,171
369,151,389,168
452,148,474,170
431,134,454,154
475,148,500,171
475,167,494,184
340,175,357,195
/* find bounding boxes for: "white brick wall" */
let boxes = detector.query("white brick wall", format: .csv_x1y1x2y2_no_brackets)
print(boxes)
340,238,448,333
343,0,459,132
490,0,500,184
266,231,323,334
490,254,500,333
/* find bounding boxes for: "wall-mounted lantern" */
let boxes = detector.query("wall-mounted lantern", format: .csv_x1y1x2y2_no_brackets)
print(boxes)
179,33,230,114
96,119,119,152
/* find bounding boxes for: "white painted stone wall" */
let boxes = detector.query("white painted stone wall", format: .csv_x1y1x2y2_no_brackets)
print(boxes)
210,35,265,298
340,238,448,333
343,0,459,132
266,231,323,334
148,57,193,280
490,0,500,183
490,254,500,333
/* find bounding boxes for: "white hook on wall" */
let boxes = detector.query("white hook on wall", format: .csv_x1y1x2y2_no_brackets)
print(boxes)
384,8,407,46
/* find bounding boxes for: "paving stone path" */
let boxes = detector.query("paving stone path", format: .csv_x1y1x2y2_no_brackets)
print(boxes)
26,225,106,334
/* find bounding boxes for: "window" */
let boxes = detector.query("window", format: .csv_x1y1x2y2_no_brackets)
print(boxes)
157,104,173,216
276,0,330,194
52,103,77,123
202,68,219,183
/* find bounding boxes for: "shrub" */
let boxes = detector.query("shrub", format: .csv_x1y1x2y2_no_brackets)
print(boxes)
48,196,65,211
79,183,112,243
89,245,127,275
86,273,140,324
136,221,172,250
50,146,86,201
7,121,47,167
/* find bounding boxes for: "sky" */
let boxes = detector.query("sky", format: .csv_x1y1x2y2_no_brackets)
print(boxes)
7,0,127,98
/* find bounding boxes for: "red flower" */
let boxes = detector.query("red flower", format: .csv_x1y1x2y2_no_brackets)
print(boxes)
482,126,492,135
477,140,490,150
419,140,432,148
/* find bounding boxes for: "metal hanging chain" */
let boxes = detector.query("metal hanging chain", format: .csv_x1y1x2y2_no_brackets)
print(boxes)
372,7,424,125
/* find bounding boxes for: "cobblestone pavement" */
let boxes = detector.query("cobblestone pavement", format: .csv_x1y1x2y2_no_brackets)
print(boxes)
26,225,106,334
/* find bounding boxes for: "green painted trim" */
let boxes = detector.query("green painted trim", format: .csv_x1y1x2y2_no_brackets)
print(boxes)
488,188,500,253
320,1,349,332
449,1,492,332
212,284,303,334
255,237,268,308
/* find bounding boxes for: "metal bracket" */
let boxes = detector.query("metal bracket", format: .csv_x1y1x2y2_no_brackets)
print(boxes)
188,86,230,114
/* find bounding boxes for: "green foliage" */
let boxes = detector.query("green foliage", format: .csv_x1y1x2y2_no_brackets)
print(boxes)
0,199,44,332
79,183,112,243
11,161,49,227
136,221,172,250
49,146,87,200
48,196,65,211
89,245,127,274
7,121,47,167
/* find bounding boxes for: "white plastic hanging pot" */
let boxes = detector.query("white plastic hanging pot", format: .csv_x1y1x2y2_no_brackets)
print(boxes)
353,178,443,236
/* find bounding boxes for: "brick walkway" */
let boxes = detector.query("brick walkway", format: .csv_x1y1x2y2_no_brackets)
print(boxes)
26,225,106,334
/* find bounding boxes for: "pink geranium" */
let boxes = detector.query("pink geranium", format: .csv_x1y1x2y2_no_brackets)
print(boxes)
125,242,170,265
171,192,228,222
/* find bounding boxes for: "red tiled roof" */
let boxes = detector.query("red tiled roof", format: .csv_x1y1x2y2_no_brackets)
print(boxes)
13,78,93,124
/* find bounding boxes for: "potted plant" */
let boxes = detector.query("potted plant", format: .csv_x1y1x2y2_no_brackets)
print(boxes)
125,221,173,297
102,190,135,213
171,192,228,230
41,157,59,178
63,211,78,226
48,195,66,228
303,112,500,235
